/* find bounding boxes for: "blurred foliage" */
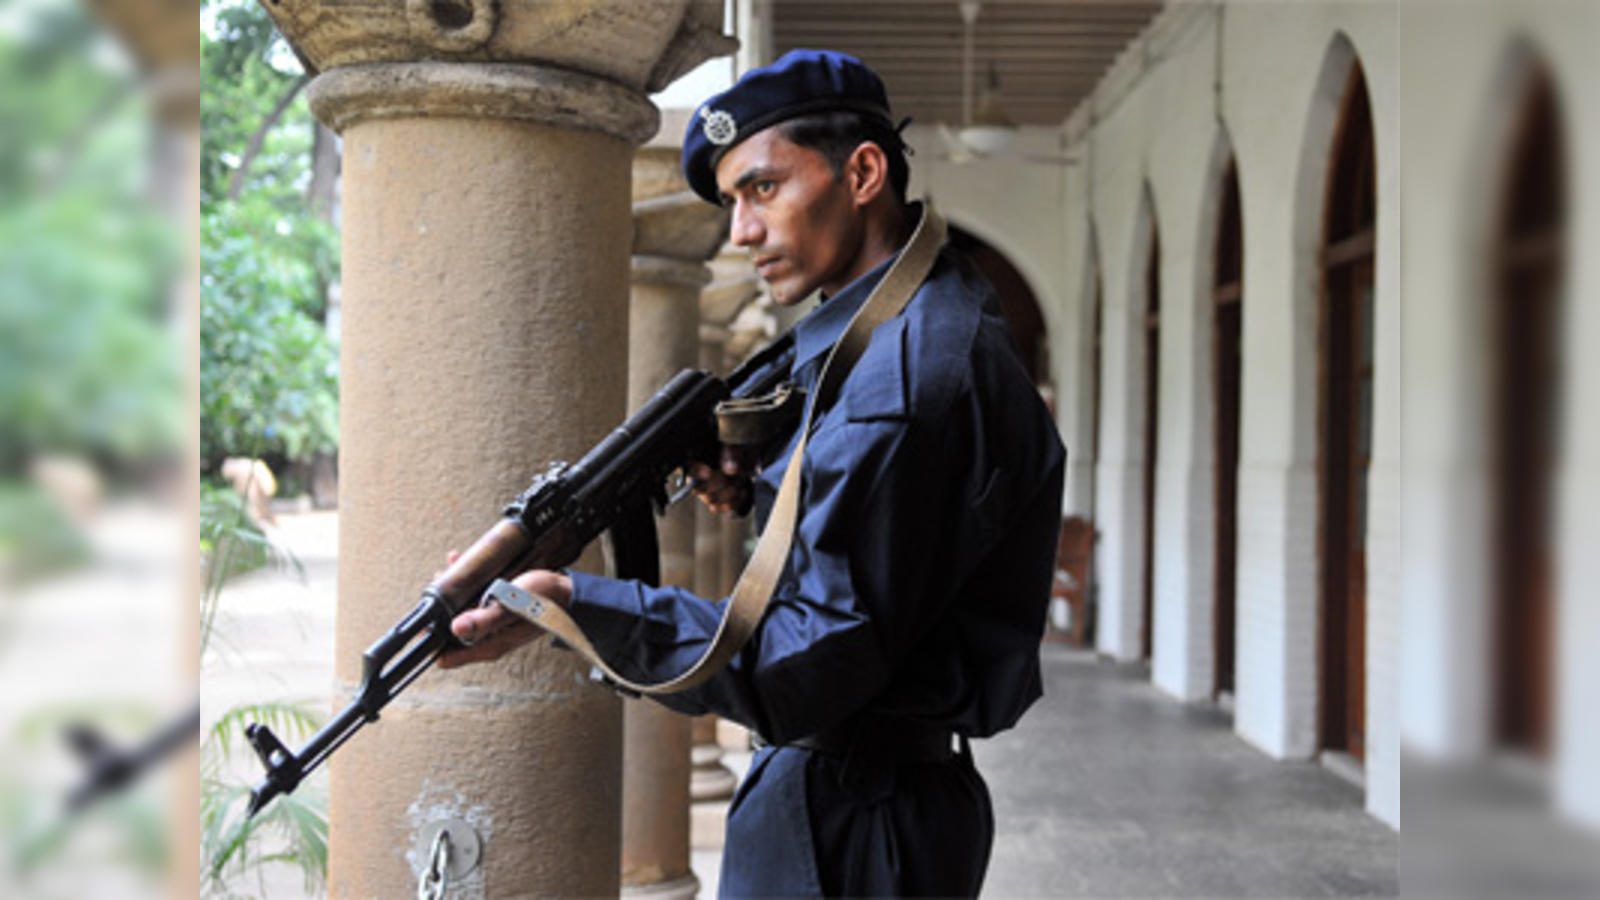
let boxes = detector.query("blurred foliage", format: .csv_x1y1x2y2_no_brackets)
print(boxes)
199,480,269,583
0,3,182,479
1,700,168,893
0,480,90,586
199,480,303,658
201,0,338,471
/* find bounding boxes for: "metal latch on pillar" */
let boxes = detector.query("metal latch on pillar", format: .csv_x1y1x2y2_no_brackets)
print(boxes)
415,819,482,899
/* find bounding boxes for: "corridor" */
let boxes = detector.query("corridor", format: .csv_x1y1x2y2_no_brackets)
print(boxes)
977,645,1397,897
697,643,1398,898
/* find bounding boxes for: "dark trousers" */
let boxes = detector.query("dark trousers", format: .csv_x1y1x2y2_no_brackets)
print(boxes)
720,742,994,898
804,741,994,897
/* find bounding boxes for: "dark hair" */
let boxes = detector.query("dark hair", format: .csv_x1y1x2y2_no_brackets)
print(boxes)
778,110,911,203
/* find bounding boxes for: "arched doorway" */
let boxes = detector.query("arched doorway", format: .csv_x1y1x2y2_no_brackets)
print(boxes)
1318,62,1376,762
1140,189,1161,662
1212,156,1243,699
1091,234,1104,490
1080,229,1104,648
1491,63,1563,759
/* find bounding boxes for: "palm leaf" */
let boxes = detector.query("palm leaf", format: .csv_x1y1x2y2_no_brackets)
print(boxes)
201,698,329,897
205,699,323,763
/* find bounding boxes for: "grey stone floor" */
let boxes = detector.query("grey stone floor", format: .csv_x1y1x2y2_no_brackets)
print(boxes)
973,645,1396,898
695,644,1398,899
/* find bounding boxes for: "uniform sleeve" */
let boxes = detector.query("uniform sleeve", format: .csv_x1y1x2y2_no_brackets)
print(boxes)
565,321,988,742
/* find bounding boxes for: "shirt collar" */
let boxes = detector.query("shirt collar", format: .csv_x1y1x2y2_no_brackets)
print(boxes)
789,202,923,378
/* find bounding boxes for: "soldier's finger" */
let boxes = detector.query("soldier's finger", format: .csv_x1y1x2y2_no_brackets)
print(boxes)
434,548,463,581
450,603,509,644
721,444,754,476
438,622,534,668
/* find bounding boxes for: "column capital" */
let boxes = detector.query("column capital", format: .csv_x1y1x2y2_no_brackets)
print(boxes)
89,0,197,71
632,192,730,261
89,0,199,123
632,255,713,290
699,323,731,347
308,61,659,142
262,0,732,94
632,146,730,261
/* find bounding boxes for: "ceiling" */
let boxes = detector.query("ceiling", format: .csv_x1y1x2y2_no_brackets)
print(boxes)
769,0,1164,128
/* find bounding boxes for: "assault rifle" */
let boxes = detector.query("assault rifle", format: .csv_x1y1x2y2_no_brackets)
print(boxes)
243,336,798,818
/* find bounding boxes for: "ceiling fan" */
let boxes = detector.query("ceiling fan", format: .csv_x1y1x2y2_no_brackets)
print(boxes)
931,1,1078,166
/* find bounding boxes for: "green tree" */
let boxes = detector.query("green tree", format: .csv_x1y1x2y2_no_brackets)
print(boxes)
200,0,339,470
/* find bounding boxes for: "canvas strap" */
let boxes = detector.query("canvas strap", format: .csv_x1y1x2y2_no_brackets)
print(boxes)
491,203,948,695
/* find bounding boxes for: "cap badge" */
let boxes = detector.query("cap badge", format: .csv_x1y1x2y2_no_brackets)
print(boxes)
701,108,737,146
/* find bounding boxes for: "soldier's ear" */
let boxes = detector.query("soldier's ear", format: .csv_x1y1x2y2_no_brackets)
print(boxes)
846,141,889,208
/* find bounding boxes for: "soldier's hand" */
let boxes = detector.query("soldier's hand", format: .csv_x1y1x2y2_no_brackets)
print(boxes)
437,555,572,669
690,444,755,516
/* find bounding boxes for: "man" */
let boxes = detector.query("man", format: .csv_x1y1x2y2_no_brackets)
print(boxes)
442,50,1065,896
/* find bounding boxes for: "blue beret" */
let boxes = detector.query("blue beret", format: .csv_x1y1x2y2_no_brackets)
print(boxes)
682,49,896,205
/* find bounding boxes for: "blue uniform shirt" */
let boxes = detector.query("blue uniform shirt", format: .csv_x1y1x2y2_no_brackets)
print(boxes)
567,219,1065,895
568,240,1063,733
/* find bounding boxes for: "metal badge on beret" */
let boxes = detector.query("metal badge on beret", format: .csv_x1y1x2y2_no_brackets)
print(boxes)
702,108,737,146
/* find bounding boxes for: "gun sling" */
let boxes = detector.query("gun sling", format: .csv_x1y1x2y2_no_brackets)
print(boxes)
489,202,950,696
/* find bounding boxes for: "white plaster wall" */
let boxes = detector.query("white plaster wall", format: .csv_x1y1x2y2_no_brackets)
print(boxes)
881,0,1593,835
1219,9,1401,819
1530,0,1600,831
1059,169,1099,519
1060,1,1403,826
1112,7,1225,703
1062,3,1209,659
1396,1,1525,769
1394,0,1600,832
1357,9,1403,832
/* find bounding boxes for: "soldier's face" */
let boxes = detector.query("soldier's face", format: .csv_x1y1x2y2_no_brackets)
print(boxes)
715,128,865,305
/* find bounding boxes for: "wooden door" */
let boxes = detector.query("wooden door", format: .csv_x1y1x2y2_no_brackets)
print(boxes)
1319,66,1375,761
1140,230,1161,660
1213,159,1243,697
1493,69,1562,757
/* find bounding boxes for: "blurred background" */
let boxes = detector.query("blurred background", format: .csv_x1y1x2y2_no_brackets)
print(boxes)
0,0,195,896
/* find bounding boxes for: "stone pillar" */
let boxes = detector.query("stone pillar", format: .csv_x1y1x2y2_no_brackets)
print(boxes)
692,326,731,600
717,296,778,595
717,499,747,597
258,3,733,896
690,712,738,802
689,325,739,811
620,146,727,900
687,244,770,805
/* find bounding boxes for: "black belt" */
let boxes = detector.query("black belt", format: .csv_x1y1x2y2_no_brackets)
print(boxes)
754,720,960,764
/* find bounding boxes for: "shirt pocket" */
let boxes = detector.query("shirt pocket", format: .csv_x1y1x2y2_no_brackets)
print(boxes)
841,318,910,424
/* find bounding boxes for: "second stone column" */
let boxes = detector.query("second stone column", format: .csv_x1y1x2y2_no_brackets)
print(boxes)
619,142,727,899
